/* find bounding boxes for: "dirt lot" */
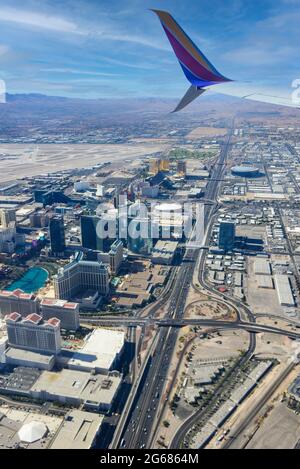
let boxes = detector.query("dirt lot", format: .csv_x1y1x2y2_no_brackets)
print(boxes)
246,402,300,449
152,329,249,449
185,299,235,321
187,127,227,139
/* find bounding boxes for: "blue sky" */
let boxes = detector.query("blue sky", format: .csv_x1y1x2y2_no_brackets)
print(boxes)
0,0,299,98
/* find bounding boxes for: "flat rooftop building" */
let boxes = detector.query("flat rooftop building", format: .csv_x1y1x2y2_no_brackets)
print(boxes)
254,259,272,275
60,328,125,373
151,240,178,265
50,410,104,450
31,368,121,413
257,275,274,289
274,275,295,307
234,273,243,288
5,347,55,371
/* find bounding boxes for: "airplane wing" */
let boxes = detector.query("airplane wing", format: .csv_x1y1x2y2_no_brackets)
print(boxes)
152,9,300,112
172,86,206,112
151,9,231,88
212,82,300,109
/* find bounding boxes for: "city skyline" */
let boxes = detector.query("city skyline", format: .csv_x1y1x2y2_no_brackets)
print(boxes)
0,0,300,454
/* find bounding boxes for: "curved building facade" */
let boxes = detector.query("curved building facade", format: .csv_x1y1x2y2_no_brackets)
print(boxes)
231,166,261,178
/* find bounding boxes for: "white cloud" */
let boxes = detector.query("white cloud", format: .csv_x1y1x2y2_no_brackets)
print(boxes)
224,45,295,66
40,68,120,77
0,7,82,34
0,45,9,56
98,56,154,70
0,6,169,51
95,32,169,52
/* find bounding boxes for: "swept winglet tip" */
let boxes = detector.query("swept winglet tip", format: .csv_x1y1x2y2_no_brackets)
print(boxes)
149,9,170,17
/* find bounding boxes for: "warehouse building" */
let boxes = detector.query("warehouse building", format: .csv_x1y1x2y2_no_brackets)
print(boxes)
257,275,274,289
234,273,243,288
254,259,272,275
274,275,295,307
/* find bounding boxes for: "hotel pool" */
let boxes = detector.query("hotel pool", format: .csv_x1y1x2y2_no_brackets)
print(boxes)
7,267,48,293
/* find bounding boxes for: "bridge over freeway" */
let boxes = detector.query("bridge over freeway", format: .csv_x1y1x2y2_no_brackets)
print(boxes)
80,316,300,340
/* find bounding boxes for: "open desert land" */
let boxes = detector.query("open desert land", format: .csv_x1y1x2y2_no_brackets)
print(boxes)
0,143,168,183
187,127,228,139
246,402,300,449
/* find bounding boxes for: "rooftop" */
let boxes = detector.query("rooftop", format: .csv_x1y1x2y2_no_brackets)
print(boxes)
64,328,125,371
24,313,42,324
6,313,61,329
0,289,36,300
18,421,48,444
50,410,104,450
289,376,300,399
41,299,78,310
0,405,62,449
152,240,178,253
6,312,21,322
5,347,55,366
31,368,121,407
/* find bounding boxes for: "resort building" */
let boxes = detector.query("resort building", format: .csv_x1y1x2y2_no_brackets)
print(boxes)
40,299,80,331
53,252,109,308
0,289,40,317
5,313,62,355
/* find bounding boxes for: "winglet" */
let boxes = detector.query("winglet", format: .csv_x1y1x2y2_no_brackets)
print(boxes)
172,86,206,113
151,9,231,88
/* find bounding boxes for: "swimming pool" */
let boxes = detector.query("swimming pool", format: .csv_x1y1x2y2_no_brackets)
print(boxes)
7,267,49,293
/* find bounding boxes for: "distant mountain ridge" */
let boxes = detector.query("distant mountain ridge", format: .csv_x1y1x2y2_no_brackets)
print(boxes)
0,91,293,143
5,91,239,107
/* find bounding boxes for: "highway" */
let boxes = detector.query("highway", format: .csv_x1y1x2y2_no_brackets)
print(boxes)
82,314,300,339
112,125,235,449
110,121,299,450
168,129,299,449
103,120,299,450
158,319,300,339
117,249,197,449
